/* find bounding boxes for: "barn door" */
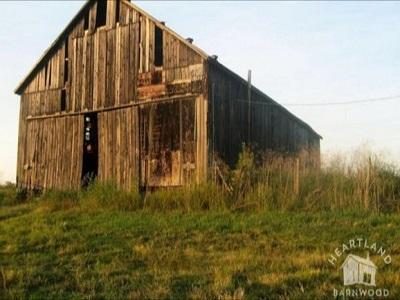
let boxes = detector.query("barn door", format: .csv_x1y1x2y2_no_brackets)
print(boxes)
139,98,196,188
81,113,98,187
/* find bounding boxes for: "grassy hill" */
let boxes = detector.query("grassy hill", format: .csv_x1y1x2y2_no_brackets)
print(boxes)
1,149,400,299
1,197,399,299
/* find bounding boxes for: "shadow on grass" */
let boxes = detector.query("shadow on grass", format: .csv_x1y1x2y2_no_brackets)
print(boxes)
0,204,32,222
167,275,211,299
227,271,273,300
224,269,333,300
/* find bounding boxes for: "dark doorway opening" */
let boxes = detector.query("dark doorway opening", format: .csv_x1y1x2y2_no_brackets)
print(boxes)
81,113,98,187
154,25,163,67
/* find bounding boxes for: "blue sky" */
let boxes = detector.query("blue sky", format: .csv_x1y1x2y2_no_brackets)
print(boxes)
1,1,400,183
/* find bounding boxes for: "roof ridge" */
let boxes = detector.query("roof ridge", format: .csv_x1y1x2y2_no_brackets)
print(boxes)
340,254,377,269
13,0,322,139
15,0,209,95
122,0,208,59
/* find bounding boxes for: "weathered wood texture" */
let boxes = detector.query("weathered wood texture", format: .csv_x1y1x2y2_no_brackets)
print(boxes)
17,115,83,190
16,0,319,191
207,60,320,168
139,97,197,187
16,0,206,190
19,0,204,116
98,107,139,190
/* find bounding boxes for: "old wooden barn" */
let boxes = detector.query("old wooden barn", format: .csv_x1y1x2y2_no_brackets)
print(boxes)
15,0,321,191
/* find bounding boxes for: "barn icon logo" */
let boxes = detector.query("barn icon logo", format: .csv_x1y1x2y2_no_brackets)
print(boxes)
328,238,392,298
340,253,376,286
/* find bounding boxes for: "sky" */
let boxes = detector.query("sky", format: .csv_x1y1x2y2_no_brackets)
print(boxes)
1,1,400,183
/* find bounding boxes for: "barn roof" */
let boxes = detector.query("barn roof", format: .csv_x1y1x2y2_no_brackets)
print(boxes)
14,0,321,139
208,58,322,139
340,254,377,269
14,0,208,95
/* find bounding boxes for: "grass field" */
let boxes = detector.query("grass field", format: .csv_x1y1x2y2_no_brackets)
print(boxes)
1,198,399,299
1,149,399,299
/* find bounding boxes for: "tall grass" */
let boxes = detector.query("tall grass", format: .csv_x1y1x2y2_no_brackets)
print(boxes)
4,147,399,213
143,183,227,212
223,146,400,213
36,181,142,212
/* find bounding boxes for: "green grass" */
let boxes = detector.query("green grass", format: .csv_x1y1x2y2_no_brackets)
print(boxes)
0,182,23,207
1,200,400,299
1,148,400,299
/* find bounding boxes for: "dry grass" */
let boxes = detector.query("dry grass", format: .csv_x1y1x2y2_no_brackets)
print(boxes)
7,146,398,215
221,146,400,213
1,158,400,299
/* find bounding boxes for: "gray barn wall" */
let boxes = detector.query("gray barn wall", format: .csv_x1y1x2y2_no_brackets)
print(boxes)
207,59,321,168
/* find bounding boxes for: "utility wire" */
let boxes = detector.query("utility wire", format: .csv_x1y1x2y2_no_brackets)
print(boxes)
283,95,400,106
237,95,400,107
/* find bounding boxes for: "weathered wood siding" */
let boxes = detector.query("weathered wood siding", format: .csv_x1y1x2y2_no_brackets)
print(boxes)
16,0,319,191
16,0,206,190
18,114,83,190
207,60,320,167
139,98,197,187
22,3,140,114
98,107,139,190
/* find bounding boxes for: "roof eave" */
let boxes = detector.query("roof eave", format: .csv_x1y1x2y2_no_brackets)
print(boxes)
207,58,322,140
14,0,322,142
14,0,95,95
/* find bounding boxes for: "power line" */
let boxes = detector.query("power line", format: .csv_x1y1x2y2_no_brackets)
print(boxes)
237,95,400,107
283,95,400,106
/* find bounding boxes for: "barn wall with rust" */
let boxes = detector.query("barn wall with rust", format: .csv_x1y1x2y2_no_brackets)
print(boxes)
16,0,206,190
